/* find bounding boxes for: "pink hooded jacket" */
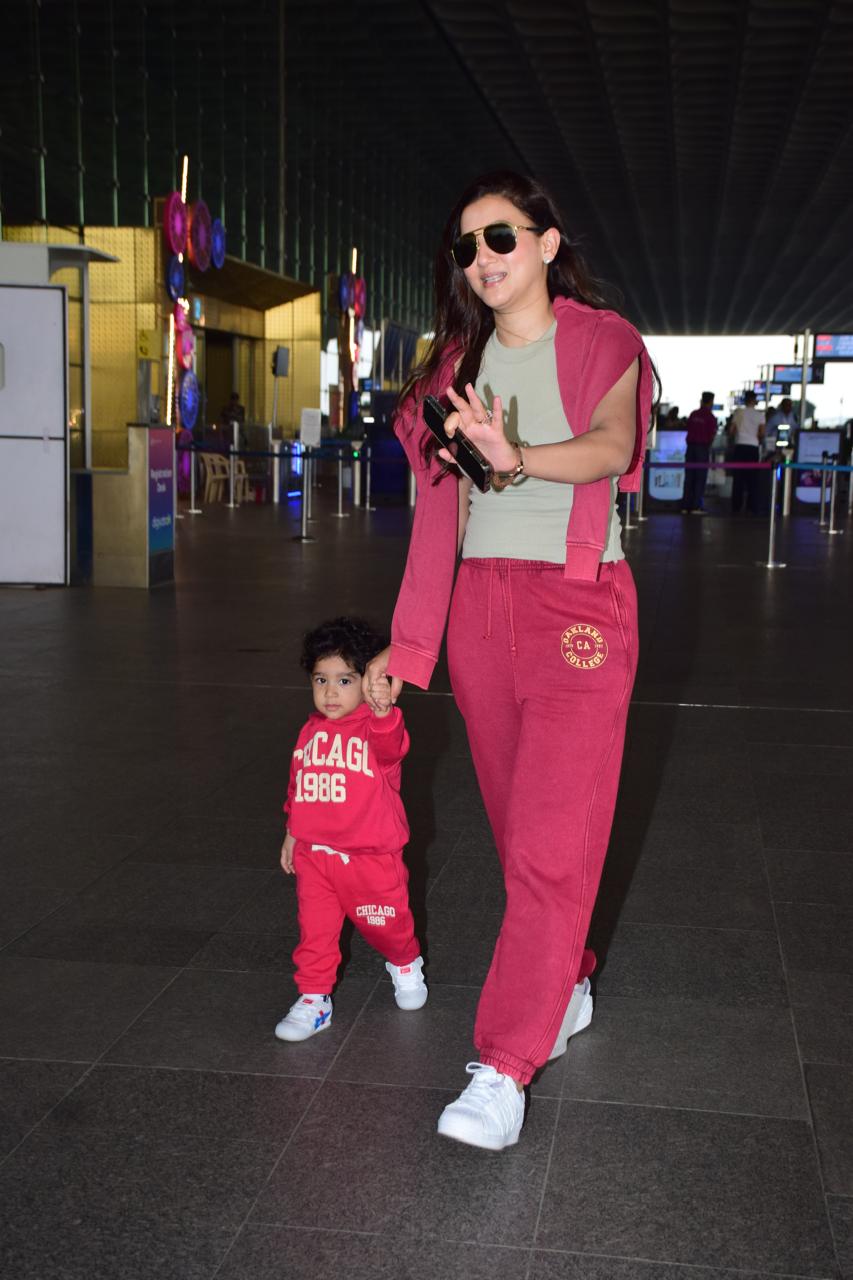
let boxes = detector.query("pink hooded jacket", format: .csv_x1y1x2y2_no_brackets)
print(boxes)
388,297,654,690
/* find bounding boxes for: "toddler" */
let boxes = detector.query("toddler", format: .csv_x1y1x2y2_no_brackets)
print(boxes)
275,616,427,1041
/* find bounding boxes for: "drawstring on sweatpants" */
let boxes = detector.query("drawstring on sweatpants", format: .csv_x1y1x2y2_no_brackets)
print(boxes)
504,566,517,654
311,843,351,865
484,561,495,640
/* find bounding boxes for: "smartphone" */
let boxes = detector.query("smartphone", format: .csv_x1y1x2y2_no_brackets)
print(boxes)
422,395,493,493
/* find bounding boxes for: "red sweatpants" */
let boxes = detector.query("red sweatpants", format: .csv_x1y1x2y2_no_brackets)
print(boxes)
292,841,421,993
447,558,638,1084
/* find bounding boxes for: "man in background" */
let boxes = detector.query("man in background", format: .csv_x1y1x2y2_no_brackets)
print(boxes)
765,397,797,451
682,391,718,515
728,390,765,515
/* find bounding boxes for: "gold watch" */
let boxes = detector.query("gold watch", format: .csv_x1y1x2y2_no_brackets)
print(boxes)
490,443,525,492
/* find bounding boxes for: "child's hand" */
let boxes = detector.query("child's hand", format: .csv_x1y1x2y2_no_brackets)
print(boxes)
368,675,393,717
280,832,296,874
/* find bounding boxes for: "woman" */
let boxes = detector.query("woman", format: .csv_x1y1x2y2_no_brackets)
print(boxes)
364,171,655,1151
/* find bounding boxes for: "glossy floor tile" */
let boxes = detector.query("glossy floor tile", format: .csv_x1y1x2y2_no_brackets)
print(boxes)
1,497,850,1279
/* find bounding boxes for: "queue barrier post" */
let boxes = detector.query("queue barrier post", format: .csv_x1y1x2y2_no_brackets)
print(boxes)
778,458,794,517
294,445,316,543
272,441,281,506
623,489,632,531
187,445,202,515
760,462,786,570
817,454,829,528
637,460,648,521
226,422,240,509
827,458,842,536
332,449,350,519
364,444,376,511
408,467,416,508
352,442,362,506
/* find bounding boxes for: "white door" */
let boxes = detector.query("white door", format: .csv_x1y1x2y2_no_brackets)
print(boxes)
0,285,67,583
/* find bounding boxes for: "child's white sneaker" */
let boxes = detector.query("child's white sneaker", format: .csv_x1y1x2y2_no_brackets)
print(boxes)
274,994,332,1042
385,955,428,1010
548,978,593,1060
437,1063,524,1151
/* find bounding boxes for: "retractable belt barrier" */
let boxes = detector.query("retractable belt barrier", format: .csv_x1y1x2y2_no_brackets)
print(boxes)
175,441,410,522
629,458,852,571
176,447,850,574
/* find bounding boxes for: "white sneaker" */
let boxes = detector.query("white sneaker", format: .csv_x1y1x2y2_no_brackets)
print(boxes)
274,994,332,1042
548,978,593,1061
437,1063,524,1151
385,955,428,1010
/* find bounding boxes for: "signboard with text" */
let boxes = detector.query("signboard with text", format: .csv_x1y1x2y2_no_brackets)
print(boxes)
148,428,174,556
795,430,842,505
299,408,322,448
814,334,853,360
774,363,824,384
648,429,686,503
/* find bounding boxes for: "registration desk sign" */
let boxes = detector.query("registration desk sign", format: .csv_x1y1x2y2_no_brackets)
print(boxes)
148,428,175,574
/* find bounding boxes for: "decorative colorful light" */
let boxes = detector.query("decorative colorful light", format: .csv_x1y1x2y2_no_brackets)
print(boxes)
160,154,226,431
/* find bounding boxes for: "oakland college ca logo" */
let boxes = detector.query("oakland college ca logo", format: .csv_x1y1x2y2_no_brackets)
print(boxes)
561,623,608,670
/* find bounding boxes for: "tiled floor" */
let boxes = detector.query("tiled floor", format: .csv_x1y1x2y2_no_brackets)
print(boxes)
1,485,852,1278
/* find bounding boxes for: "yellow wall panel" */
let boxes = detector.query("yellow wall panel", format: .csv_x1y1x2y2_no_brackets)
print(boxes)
91,301,137,457
3,224,78,246
133,229,158,305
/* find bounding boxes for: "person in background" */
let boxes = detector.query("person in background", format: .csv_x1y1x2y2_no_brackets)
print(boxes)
681,391,718,515
220,391,245,429
660,405,682,430
728,389,765,514
765,397,797,451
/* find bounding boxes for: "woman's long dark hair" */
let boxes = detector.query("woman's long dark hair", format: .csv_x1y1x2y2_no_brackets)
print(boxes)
401,170,619,415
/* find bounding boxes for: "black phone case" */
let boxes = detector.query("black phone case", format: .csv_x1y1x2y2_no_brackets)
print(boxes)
422,395,493,493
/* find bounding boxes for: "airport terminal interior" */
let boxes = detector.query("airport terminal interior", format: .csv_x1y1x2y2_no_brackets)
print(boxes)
2,1,853,1278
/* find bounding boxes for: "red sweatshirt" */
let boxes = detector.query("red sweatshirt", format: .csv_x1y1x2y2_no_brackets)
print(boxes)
284,703,410,855
387,297,655,689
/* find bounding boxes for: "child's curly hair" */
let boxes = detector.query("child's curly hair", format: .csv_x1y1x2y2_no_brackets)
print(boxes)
300,616,388,677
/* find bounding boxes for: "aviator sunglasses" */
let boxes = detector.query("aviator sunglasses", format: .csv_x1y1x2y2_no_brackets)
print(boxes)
450,221,544,269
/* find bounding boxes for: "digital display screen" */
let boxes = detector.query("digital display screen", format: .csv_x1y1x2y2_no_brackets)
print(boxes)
773,364,823,384
814,334,853,360
754,382,784,396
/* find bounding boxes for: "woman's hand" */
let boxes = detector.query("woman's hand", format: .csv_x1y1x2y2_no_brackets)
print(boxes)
440,383,518,472
363,645,403,711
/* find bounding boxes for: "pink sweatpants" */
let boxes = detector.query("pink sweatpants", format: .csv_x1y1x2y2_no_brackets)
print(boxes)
292,841,421,993
447,558,638,1084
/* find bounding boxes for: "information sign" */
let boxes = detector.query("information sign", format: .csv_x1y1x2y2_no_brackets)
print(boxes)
299,407,322,448
648,429,686,503
148,428,174,555
814,334,853,360
773,363,823,384
795,431,841,504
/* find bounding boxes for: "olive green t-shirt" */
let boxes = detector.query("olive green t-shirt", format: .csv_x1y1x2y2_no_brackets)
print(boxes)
462,323,624,564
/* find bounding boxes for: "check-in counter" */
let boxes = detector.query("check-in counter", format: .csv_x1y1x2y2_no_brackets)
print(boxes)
92,425,175,587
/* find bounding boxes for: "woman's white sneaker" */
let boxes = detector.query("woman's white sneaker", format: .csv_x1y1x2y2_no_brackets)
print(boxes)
548,978,593,1061
274,994,332,1042
437,1063,524,1150
385,955,428,1010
